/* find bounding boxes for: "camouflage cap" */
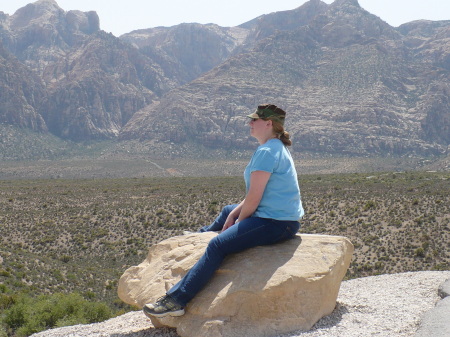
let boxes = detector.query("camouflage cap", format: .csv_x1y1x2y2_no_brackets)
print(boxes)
247,104,286,125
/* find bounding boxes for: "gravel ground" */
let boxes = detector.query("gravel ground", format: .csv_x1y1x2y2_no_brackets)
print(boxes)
31,271,450,337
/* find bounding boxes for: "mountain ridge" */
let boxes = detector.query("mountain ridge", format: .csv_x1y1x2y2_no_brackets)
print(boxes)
120,1,449,156
0,0,449,159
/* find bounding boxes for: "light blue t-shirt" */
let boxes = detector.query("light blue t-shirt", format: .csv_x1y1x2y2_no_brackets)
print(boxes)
244,138,304,221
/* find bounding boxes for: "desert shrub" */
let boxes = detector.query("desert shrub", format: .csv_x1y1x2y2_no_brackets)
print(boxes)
433,263,449,271
374,261,384,270
60,255,71,263
1,292,112,337
414,247,425,258
363,200,377,210
0,172,448,310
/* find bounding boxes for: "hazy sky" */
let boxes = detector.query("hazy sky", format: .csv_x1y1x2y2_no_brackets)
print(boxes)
1,0,449,36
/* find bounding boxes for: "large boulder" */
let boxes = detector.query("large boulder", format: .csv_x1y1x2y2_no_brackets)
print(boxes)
118,233,354,337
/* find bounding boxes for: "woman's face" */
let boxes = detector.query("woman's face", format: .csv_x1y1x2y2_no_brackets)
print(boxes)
249,118,271,140
249,118,261,136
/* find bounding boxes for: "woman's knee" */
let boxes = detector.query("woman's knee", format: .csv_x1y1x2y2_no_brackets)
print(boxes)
206,235,230,259
207,236,221,251
202,243,225,267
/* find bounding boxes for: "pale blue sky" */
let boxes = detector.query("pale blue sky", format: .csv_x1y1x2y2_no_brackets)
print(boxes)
1,0,449,36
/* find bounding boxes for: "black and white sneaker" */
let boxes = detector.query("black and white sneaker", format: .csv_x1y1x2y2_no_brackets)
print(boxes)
143,295,185,318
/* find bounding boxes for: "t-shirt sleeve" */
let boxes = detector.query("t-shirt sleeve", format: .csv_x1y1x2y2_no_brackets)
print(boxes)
249,148,277,173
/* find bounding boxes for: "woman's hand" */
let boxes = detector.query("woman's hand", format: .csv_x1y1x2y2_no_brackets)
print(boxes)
221,204,242,232
221,215,237,232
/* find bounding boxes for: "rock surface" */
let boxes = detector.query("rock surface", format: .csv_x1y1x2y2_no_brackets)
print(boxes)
0,41,48,131
438,278,450,298
415,278,450,337
118,233,354,337
415,297,450,337
30,271,450,337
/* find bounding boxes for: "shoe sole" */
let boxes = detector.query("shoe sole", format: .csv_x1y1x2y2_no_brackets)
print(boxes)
143,307,185,318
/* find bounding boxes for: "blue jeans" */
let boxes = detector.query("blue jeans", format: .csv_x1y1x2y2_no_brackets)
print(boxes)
167,205,300,307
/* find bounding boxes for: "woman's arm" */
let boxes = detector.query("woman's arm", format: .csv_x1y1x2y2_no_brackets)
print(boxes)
222,170,271,231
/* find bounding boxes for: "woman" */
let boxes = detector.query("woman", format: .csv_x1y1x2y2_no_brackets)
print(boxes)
143,103,304,318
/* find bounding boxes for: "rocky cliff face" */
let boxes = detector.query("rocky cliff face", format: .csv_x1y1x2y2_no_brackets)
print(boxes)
40,32,173,140
121,23,248,86
1,0,99,72
0,41,47,131
0,0,175,141
0,0,449,156
399,21,450,146
121,0,450,156
237,0,328,51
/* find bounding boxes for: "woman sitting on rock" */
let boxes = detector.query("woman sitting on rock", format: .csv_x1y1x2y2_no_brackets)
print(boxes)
143,103,304,318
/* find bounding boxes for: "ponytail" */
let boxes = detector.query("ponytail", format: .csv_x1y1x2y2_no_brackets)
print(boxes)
279,131,292,147
269,118,292,146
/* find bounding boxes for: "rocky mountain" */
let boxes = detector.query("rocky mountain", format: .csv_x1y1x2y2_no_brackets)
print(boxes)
237,0,328,50
119,0,328,86
398,20,450,146
121,0,450,156
1,0,175,141
0,0,449,157
121,24,247,86
0,0,99,72
40,31,174,140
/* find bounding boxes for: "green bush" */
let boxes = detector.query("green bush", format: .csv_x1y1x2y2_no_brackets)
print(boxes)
414,247,425,258
1,292,112,337
363,200,377,210
0,293,15,310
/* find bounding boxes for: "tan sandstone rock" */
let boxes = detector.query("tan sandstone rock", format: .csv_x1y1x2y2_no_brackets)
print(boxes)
118,233,354,337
